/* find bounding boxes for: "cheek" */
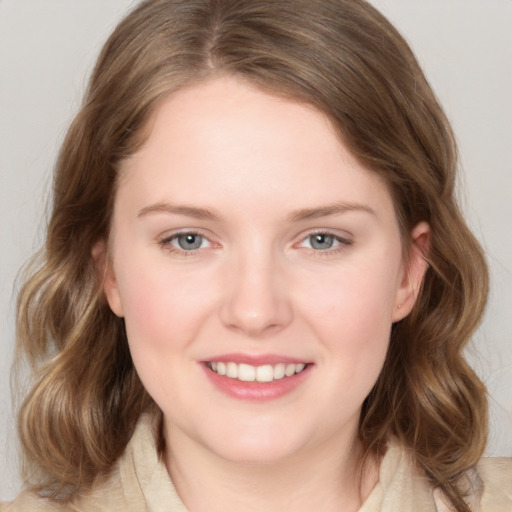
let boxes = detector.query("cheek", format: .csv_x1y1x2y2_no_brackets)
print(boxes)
114,255,218,354
120,272,169,338
114,262,210,401
306,264,398,335
300,259,400,376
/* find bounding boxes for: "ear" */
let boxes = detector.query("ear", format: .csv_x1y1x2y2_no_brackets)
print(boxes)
91,240,124,318
392,222,431,322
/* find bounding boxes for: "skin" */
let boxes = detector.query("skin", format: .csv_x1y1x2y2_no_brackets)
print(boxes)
101,76,429,512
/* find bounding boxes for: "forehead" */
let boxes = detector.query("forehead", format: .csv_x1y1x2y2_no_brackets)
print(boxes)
117,76,396,224
129,76,347,169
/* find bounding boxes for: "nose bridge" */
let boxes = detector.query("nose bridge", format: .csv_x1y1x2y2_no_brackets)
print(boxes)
219,240,293,336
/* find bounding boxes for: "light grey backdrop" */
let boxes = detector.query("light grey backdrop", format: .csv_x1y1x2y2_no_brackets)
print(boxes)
1,0,511,502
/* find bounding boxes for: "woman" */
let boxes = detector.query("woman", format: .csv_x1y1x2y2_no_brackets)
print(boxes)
5,0,511,511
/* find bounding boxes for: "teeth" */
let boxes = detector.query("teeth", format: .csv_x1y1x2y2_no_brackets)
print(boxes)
273,363,286,380
256,365,274,383
217,362,226,376
285,363,296,377
226,362,238,378
208,361,307,382
238,363,255,382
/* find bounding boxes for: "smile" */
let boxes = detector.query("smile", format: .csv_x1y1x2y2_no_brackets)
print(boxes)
206,361,307,383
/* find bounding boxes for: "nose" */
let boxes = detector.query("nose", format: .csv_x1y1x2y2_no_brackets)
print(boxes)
219,249,293,338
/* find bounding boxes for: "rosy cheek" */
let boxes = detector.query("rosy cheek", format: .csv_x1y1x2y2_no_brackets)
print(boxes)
119,262,212,348
118,269,169,340
304,271,393,346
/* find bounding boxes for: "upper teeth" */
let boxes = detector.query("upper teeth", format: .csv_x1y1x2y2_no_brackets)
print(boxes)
209,362,306,382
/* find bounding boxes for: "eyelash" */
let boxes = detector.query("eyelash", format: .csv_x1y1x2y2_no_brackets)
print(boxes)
158,231,212,257
157,230,353,257
297,230,353,257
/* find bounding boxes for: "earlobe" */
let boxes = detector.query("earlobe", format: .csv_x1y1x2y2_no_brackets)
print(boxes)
392,222,431,322
91,240,124,318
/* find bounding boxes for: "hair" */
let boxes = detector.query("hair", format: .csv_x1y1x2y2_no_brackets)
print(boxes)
16,1,489,510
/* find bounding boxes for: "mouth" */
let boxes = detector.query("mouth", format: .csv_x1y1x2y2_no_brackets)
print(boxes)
205,361,308,383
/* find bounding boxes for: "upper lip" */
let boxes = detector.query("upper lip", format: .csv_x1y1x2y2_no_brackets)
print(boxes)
203,353,311,366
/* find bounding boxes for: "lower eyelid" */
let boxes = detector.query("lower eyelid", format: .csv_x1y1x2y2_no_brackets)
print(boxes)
309,240,353,257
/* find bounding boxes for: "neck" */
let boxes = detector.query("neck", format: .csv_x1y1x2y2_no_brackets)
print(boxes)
164,424,379,512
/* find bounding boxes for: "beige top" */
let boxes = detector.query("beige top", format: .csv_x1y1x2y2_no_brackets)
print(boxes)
3,415,512,512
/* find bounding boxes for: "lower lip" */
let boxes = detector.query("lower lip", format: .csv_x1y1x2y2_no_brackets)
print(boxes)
202,364,312,401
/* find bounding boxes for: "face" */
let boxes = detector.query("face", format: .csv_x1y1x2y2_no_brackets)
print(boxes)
103,76,428,466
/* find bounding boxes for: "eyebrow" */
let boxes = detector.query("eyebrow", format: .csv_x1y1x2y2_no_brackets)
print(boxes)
137,202,219,220
287,202,376,222
137,201,375,222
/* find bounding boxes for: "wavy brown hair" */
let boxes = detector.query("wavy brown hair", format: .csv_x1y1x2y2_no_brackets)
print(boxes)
16,0,488,510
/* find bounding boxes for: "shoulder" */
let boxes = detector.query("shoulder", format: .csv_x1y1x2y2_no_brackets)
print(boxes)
2,463,129,512
0,493,71,512
2,472,129,512
2,414,185,512
477,455,512,509
374,439,512,511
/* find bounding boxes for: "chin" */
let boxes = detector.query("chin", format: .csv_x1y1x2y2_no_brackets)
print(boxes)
216,442,300,466
204,425,311,465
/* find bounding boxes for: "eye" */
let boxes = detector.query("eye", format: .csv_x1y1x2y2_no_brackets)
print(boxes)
297,231,352,254
307,233,338,250
159,231,212,253
173,233,207,250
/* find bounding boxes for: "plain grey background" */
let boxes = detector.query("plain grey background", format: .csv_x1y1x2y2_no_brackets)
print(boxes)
1,0,511,502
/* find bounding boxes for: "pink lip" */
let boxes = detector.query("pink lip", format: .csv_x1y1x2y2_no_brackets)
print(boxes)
200,356,313,402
